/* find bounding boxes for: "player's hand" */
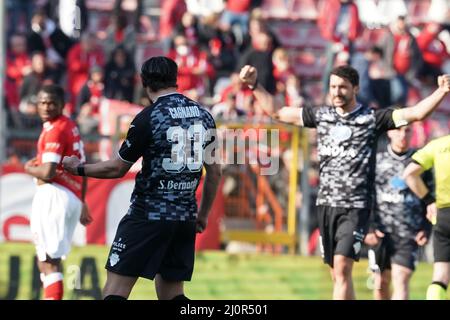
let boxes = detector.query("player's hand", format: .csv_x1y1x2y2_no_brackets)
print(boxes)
239,65,257,88
24,157,38,172
62,155,81,175
437,74,450,93
426,202,438,225
364,233,378,246
415,230,428,246
196,215,208,233
364,230,384,246
274,106,302,125
79,203,93,226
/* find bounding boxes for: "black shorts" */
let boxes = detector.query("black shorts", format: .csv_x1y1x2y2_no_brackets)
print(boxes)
433,207,450,262
105,212,197,281
367,233,419,272
317,206,370,267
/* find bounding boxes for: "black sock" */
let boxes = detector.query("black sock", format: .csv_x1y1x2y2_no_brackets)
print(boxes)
171,294,190,300
431,281,448,291
104,295,127,300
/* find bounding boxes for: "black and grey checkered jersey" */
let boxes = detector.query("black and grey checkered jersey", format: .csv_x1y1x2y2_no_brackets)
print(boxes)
302,104,398,209
118,93,216,221
373,146,431,238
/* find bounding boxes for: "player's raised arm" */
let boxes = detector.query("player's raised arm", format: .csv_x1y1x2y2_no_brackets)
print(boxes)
239,65,304,126
395,74,450,124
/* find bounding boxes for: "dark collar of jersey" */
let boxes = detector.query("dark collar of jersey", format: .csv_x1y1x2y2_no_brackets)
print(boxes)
153,92,182,104
333,103,365,119
387,144,413,160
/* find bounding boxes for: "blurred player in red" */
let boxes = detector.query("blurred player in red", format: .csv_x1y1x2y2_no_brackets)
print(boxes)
24,85,92,300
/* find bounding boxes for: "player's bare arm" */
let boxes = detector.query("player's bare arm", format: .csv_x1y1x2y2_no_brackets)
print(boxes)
62,154,132,179
403,162,427,198
79,177,92,226
24,158,57,182
196,162,222,233
395,74,450,124
239,65,304,126
404,162,437,223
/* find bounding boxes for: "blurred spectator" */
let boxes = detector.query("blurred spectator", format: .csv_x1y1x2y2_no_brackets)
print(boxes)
272,48,295,87
379,16,423,105
318,0,363,94
205,24,238,96
113,0,157,41
168,34,213,98
220,0,251,41
216,72,253,110
417,22,449,83
76,66,105,135
6,0,35,36
272,48,302,108
104,46,136,103
211,92,246,120
352,46,393,109
27,9,73,82
175,12,200,47
67,32,104,114
240,15,280,53
44,0,88,38
284,75,305,108
5,34,31,111
99,12,137,60
197,13,223,49
20,52,54,109
356,0,407,29
159,0,187,53
238,31,276,94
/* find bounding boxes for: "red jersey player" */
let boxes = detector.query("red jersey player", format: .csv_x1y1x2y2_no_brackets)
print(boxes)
24,85,92,300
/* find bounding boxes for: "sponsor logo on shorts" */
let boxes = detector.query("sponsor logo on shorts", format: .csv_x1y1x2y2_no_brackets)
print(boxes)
353,241,361,255
353,229,364,255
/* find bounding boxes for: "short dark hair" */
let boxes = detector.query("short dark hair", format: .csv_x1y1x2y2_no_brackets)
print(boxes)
140,56,178,92
38,84,65,107
330,65,359,87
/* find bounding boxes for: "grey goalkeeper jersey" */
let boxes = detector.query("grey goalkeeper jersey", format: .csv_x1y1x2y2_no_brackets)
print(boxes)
302,104,399,209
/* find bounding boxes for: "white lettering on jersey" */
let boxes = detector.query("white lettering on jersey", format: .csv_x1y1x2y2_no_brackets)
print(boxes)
169,106,201,119
319,145,358,158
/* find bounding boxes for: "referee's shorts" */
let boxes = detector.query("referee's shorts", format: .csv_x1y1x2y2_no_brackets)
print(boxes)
434,207,450,262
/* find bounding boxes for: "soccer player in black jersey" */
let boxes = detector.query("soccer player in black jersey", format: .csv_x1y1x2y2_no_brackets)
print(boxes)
63,56,221,300
240,64,450,299
364,126,431,300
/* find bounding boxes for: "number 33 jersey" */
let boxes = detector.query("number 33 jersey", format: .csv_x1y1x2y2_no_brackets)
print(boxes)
118,93,217,221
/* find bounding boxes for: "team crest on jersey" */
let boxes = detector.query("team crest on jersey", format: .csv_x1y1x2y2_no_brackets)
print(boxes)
330,124,352,143
109,252,120,267
355,114,371,125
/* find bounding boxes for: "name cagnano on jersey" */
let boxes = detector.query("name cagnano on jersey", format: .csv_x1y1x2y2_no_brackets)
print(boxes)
118,93,216,221
37,115,85,199
302,104,401,209
373,146,431,238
